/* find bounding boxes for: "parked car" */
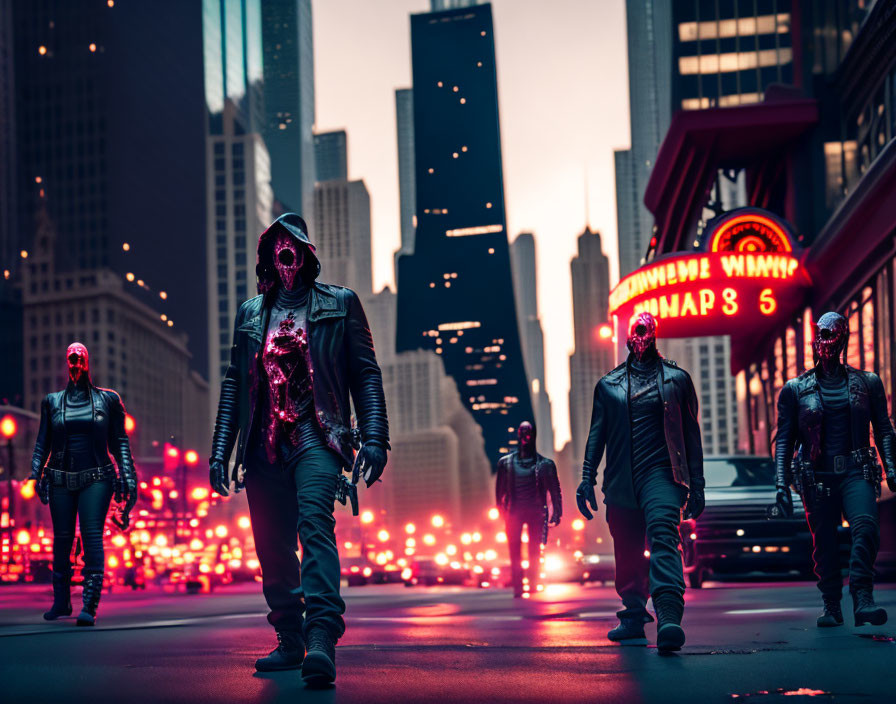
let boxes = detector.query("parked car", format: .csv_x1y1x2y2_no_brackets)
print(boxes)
578,553,616,585
682,455,821,587
402,557,470,587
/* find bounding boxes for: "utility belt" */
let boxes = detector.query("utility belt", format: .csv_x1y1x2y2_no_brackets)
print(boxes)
48,464,116,491
793,447,881,504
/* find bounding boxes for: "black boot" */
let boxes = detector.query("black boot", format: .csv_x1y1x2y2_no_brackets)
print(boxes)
607,617,648,644
43,571,72,621
255,631,305,672
302,626,336,687
654,593,686,652
852,588,888,627
76,573,104,627
816,596,843,628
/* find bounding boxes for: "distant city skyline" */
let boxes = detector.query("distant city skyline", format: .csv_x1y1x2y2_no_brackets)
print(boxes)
313,0,630,448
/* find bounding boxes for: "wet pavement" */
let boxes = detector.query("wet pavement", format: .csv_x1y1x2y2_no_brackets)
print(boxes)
0,580,893,703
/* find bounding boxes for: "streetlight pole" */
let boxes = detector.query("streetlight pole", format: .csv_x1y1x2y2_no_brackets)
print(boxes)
1,415,18,541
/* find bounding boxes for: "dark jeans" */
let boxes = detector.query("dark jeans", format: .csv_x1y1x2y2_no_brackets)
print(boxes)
805,471,879,599
505,507,544,595
49,478,114,578
607,465,687,621
245,441,346,641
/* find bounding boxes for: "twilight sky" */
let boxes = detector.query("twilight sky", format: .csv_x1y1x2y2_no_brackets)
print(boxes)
313,0,630,450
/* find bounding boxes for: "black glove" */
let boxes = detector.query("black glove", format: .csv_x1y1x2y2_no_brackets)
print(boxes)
209,457,241,497
354,443,387,488
29,466,50,505
576,462,598,520
684,477,705,520
774,485,794,518
887,471,896,494
549,509,561,526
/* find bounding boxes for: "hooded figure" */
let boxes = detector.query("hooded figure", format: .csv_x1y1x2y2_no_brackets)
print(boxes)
775,312,896,628
209,213,389,685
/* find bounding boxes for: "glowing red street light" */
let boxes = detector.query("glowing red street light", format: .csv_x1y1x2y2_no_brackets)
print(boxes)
598,324,613,340
124,414,136,434
184,450,199,466
0,415,17,439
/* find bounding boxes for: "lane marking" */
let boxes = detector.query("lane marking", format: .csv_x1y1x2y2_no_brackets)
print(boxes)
725,608,808,615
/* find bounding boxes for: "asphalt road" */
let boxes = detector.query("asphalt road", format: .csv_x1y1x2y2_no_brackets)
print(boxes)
1,580,894,703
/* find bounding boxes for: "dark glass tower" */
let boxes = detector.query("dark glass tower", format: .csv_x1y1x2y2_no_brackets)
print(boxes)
396,3,532,466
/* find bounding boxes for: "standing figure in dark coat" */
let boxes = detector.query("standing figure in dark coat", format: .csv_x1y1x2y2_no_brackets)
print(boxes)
496,422,561,597
774,312,896,627
29,342,138,626
576,313,704,651
209,213,389,686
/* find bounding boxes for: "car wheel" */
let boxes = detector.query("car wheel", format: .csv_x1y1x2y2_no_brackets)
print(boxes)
688,568,705,589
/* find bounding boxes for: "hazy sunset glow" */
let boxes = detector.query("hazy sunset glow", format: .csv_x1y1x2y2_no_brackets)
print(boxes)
314,0,629,449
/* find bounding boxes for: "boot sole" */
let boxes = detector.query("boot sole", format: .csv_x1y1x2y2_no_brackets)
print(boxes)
657,624,686,652
855,610,888,627
76,612,95,627
255,659,304,672
43,609,72,621
302,653,336,687
816,619,843,628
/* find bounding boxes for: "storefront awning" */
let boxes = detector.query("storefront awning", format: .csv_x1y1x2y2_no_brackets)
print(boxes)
644,94,818,257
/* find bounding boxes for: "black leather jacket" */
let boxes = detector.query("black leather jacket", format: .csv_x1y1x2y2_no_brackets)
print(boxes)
31,383,134,477
583,355,703,509
775,365,896,487
496,451,562,517
211,283,389,472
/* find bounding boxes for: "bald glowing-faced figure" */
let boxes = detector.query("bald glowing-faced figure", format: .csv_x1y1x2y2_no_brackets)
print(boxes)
66,342,89,384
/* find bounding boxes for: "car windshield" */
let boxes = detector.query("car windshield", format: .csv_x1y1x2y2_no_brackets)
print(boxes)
703,457,776,488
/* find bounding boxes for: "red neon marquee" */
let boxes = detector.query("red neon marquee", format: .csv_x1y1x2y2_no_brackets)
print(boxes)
609,209,811,344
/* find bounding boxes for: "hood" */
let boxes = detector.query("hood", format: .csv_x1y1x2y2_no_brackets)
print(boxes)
255,213,321,295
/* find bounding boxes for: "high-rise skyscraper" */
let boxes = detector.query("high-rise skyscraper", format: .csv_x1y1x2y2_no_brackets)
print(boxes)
261,0,316,218
614,0,672,280
510,233,554,456
314,129,348,183
396,3,533,466
395,88,416,259
312,179,372,296
203,0,273,392
568,227,613,459
9,0,208,371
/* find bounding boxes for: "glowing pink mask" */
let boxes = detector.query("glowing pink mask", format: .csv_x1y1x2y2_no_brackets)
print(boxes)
273,232,303,291
67,342,89,384
517,421,536,453
627,312,657,361
813,312,848,365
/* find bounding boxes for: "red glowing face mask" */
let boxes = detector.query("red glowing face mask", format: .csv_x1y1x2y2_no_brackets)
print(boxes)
517,422,535,451
813,312,848,365
627,312,657,361
67,342,89,384
273,232,303,291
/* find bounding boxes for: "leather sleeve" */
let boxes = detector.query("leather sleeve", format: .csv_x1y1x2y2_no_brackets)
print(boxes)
681,371,704,481
345,290,390,449
211,306,243,464
868,373,896,476
495,457,508,508
582,381,606,480
107,390,136,483
775,382,798,488
31,396,52,478
545,459,562,516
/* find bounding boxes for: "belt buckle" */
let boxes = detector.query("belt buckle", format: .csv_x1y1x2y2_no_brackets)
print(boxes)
65,472,80,491
834,456,846,474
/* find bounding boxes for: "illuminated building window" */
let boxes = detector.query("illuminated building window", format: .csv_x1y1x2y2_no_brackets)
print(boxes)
438,321,481,331
446,224,503,237
466,379,498,386
677,14,790,42
678,48,792,76
459,98,466,104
